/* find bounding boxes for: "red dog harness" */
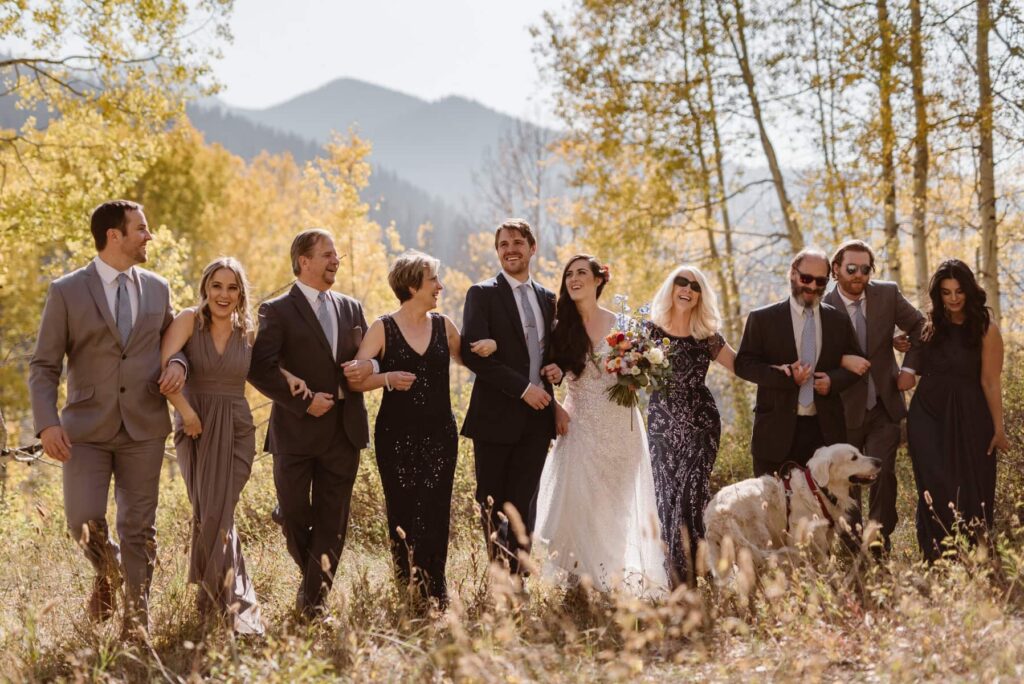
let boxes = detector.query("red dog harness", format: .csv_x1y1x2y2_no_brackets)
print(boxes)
781,467,836,534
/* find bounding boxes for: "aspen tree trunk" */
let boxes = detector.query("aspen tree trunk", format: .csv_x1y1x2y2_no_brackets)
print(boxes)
717,0,803,251
876,0,902,285
976,0,1001,323
910,0,931,305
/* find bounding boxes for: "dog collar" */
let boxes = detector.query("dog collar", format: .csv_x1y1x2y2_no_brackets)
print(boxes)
780,467,836,533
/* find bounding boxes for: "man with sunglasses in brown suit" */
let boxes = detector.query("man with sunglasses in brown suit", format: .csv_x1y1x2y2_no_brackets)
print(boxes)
823,240,925,556
736,248,863,477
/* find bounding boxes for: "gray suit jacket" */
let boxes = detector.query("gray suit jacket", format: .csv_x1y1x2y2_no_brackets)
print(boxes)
823,280,925,428
29,261,176,443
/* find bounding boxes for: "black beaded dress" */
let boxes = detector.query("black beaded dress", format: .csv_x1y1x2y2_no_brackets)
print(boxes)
646,326,725,585
375,313,457,603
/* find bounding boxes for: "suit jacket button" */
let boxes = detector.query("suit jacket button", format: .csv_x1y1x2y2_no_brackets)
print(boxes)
122,354,127,360
120,387,125,393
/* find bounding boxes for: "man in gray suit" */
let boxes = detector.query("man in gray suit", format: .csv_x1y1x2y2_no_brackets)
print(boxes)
824,240,925,555
29,200,186,633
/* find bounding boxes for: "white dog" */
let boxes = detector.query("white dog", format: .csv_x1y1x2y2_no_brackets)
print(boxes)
703,444,881,575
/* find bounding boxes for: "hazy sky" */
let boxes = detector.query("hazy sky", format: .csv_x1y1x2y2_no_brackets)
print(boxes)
215,0,561,123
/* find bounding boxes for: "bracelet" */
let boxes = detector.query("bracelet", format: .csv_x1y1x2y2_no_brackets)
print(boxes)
384,372,393,391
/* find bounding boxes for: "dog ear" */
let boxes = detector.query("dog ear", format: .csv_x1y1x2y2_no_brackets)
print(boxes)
809,454,831,488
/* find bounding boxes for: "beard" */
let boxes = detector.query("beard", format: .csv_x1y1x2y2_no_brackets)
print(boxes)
790,280,824,306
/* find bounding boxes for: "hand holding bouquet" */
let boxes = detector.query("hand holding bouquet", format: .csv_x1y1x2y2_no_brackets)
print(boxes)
601,302,673,409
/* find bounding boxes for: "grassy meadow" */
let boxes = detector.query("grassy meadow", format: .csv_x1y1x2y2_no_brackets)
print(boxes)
2,361,1024,683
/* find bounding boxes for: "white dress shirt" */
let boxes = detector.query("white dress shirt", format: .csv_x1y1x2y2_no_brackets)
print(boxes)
93,256,138,326
295,280,338,359
503,271,546,396
503,271,546,351
790,296,822,416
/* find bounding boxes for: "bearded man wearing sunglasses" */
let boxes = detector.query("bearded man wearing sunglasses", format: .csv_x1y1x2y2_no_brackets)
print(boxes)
736,248,863,478
823,239,926,556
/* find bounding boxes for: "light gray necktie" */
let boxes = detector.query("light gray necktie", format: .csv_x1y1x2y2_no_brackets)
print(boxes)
516,284,543,387
799,307,815,407
851,299,877,410
316,291,335,354
115,273,132,346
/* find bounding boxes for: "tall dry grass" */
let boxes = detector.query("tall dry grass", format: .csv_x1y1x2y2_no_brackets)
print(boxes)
2,360,1024,681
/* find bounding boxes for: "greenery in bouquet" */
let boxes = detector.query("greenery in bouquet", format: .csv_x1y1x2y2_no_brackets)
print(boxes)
599,296,674,409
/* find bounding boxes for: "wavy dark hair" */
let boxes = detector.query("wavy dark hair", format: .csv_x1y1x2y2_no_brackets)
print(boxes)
550,254,610,377
926,258,990,348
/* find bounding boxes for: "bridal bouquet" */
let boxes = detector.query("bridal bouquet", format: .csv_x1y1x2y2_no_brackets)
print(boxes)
601,299,673,409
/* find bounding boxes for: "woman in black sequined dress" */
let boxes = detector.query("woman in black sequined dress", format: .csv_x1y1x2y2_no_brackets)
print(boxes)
349,251,496,606
645,266,737,586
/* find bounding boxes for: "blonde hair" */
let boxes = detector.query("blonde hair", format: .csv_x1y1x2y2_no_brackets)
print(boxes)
196,256,253,334
650,265,721,340
388,250,441,302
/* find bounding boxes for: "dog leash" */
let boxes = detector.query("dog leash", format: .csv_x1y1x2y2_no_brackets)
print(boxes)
780,466,837,534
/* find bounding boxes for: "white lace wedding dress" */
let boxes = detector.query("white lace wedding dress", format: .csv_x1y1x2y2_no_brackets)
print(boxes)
534,339,669,597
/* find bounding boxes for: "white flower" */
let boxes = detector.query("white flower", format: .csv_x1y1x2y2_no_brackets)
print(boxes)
630,366,642,376
645,348,665,365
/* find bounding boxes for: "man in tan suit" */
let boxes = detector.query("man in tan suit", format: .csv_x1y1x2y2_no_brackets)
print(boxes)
824,240,925,555
29,200,187,634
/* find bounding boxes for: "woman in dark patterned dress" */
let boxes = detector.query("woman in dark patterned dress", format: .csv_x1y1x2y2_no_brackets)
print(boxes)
907,259,1007,562
349,251,496,607
646,265,737,586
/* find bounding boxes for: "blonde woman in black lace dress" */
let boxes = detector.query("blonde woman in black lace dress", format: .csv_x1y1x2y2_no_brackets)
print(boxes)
645,265,737,586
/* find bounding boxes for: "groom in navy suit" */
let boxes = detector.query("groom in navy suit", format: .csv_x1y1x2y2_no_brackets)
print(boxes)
461,219,563,575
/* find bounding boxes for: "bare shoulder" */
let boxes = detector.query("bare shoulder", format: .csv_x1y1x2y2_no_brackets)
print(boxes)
439,313,459,334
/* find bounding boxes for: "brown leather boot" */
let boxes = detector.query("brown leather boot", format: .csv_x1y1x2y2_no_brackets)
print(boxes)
87,575,115,622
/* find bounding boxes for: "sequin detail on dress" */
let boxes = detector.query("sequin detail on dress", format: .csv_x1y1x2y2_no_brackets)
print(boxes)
646,326,724,585
375,312,457,603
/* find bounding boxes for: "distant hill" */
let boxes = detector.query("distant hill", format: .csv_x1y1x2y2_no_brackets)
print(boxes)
221,78,548,206
187,103,471,259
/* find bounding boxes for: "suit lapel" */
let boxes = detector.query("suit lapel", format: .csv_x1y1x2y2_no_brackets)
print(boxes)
288,285,334,360
777,300,799,361
331,292,347,365
125,269,146,349
497,273,528,351
864,282,885,356
84,262,123,347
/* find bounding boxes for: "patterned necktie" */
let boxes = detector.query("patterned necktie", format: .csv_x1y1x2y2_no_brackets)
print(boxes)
115,273,132,346
799,307,815,407
516,284,543,387
316,291,335,354
851,299,877,410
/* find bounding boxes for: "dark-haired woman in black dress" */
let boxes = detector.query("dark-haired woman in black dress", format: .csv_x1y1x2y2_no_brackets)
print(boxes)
349,251,495,606
907,258,1007,562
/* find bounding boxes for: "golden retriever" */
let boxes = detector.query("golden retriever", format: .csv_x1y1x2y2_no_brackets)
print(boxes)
703,443,881,575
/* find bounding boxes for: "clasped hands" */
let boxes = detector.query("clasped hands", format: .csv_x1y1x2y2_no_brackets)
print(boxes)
772,361,832,395
522,364,564,410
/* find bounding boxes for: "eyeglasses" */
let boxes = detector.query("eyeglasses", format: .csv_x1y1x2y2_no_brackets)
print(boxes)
673,275,702,293
843,264,873,276
795,269,829,287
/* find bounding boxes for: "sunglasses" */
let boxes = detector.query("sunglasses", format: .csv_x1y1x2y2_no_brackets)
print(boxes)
843,263,873,276
673,275,702,293
795,269,829,287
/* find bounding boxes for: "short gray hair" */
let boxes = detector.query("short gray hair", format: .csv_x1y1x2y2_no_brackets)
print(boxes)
388,250,441,302
790,247,829,272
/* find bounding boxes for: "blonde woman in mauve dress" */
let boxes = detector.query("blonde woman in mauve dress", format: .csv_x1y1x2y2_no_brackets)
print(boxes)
161,257,270,634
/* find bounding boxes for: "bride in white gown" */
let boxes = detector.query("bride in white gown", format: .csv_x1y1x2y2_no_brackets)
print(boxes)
534,254,669,597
